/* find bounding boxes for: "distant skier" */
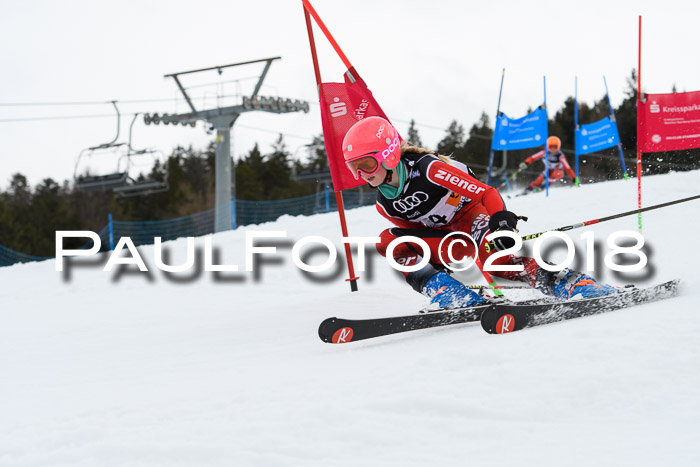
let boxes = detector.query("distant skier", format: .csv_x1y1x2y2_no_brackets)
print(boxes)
342,116,616,309
519,136,577,193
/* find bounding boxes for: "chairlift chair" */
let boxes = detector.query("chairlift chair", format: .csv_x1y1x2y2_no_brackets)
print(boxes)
112,113,170,197
74,171,129,192
74,107,170,197
74,101,131,192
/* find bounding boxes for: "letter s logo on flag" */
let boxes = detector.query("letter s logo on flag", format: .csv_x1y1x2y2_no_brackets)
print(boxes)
330,98,347,117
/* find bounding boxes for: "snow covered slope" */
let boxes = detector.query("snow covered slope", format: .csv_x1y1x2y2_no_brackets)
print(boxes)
1,171,699,467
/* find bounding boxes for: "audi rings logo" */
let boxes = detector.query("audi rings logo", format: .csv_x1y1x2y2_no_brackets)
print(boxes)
393,191,428,213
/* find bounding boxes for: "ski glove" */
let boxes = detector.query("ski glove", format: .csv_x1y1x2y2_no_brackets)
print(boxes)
488,210,528,251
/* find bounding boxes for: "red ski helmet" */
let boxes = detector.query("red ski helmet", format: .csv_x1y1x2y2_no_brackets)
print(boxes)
342,116,401,180
547,136,561,151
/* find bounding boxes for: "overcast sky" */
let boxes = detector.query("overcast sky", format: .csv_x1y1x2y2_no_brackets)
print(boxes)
1,0,698,187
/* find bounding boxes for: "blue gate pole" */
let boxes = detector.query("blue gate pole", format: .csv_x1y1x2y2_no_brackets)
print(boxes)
486,151,496,186
487,68,505,186
325,184,330,213
615,144,628,180
574,76,581,186
108,213,114,251
604,76,629,180
231,198,237,230
544,76,549,197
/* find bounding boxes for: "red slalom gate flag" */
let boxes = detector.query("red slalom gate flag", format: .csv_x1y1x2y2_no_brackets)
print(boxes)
318,73,395,191
638,90,700,152
302,0,399,290
302,0,397,191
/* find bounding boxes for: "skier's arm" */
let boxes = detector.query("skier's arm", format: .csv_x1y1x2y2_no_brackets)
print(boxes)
426,160,506,215
559,154,577,181
524,150,545,165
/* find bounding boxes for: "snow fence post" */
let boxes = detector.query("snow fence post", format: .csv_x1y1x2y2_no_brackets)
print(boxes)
108,213,114,251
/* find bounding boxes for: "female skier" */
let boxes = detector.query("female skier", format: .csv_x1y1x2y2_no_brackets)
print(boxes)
342,116,615,308
520,136,577,193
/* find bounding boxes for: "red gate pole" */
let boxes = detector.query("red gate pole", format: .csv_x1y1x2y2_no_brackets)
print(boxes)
636,15,643,231
302,0,353,69
303,2,359,291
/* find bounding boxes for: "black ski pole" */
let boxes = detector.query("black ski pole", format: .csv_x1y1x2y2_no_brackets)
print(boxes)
485,193,700,252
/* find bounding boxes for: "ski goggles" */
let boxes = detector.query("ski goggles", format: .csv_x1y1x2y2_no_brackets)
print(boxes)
346,153,381,180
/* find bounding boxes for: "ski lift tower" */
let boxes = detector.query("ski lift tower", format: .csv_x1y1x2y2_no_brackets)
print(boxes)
146,57,309,232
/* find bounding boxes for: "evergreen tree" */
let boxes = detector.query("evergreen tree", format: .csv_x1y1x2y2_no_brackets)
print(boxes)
303,134,328,170
0,174,32,253
464,112,493,171
8,174,31,206
437,120,466,158
615,69,638,156
236,144,265,201
264,134,295,200
31,178,80,255
407,119,423,148
550,97,578,150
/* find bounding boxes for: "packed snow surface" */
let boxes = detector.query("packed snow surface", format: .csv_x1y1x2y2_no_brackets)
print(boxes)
2,171,699,466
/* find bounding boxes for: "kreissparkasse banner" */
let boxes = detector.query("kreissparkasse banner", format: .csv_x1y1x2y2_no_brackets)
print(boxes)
638,90,700,152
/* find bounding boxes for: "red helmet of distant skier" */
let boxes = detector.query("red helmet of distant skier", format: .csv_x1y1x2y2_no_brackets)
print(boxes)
342,116,401,180
547,136,561,151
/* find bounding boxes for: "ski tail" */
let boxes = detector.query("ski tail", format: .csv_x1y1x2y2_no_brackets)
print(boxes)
481,279,680,334
319,304,492,344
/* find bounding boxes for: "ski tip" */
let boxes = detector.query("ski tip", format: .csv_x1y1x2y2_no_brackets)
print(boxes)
318,317,337,343
480,309,519,335
318,318,356,344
